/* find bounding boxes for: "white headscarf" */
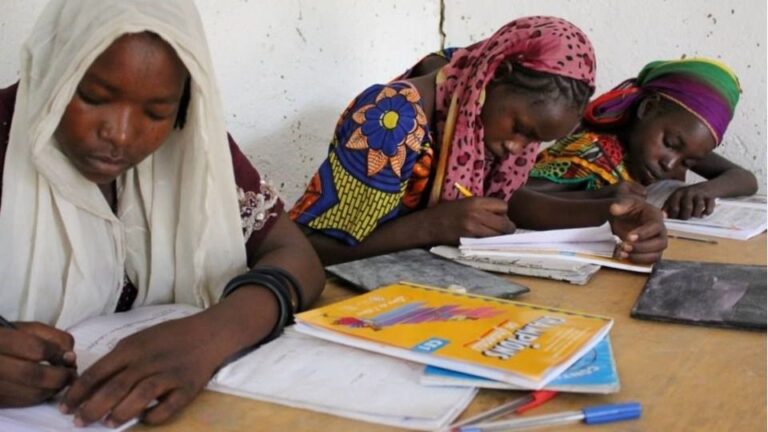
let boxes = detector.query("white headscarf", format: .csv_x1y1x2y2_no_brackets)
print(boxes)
0,0,247,328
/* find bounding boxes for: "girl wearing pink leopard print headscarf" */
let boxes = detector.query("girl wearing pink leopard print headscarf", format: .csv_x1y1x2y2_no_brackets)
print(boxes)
291,16,668,266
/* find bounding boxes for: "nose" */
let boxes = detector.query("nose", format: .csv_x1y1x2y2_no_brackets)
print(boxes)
98,108,132,154
503,138,528,156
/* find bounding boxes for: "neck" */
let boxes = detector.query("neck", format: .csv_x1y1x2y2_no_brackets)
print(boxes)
98,181,117,213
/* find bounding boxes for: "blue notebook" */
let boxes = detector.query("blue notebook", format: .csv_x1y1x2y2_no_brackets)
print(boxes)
420,336,619,393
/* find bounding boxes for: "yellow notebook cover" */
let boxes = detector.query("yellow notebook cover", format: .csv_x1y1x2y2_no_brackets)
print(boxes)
295,283,613,388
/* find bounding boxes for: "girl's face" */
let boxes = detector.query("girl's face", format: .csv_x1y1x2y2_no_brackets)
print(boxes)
55,32,188,185
625,96,716,185
480,84,581,159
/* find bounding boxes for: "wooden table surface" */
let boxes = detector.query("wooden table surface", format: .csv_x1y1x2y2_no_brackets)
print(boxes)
135,235,767,432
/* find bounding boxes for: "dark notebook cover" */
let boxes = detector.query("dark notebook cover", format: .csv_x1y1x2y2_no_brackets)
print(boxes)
325,249,529,299
631,260,766,330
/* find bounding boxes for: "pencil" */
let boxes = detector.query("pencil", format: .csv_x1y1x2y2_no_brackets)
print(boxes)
454,182,473,198
0,314,17,330
667,234,718,244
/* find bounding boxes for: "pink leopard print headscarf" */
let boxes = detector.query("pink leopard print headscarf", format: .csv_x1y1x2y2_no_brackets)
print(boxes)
434,16,596,201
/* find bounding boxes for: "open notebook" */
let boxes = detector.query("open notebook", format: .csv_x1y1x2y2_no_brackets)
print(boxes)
0,305,475,431
646,180,767,240
458,223,652,273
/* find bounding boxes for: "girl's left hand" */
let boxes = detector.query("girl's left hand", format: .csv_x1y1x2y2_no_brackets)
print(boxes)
60,312,229,427
662,183,716,220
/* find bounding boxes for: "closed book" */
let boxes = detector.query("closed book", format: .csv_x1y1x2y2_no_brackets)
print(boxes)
295,282,613,389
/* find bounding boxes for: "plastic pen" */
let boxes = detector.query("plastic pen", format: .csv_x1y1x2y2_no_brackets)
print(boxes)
667,234,718,244
460,402,642,431
450,391,557,431
454,182,474,198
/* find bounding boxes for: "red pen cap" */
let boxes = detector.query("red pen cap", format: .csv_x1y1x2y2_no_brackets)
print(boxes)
515,390,559,414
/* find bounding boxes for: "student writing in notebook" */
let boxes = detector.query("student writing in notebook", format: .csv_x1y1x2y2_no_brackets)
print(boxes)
528,58,757,220
290,16,667,265
0,0,324,427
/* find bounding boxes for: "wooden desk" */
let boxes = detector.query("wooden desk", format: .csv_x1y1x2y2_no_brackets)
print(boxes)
136,235,766,432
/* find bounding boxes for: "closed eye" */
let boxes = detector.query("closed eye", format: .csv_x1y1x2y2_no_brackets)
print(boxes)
77,88,106,105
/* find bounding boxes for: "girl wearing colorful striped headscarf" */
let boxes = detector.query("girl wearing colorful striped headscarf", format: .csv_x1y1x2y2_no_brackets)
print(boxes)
291,16,669,265
530,58,757,220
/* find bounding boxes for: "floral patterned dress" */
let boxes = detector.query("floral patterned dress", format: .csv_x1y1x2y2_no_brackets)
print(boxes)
289,81,433,245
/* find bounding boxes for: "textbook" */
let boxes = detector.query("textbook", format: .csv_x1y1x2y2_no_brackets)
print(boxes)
646,180,767,240
457,224,653,273
420,336,620,394
0,304,476,431
294,282,613,389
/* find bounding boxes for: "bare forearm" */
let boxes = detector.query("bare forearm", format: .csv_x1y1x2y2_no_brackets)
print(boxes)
699,168,758,198
508,188,613,230
307,210,436,266
197,216,326,362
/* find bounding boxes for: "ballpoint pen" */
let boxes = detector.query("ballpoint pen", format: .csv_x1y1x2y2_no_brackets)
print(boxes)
449,391,557,431
667,234,718,244
454,182,474,198
460,402,642,431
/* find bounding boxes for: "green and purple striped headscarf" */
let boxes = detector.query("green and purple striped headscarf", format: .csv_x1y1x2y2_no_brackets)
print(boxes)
584,58,740,145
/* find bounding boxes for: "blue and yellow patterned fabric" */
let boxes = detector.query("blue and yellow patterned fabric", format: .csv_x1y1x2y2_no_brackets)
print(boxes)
289,81,433,245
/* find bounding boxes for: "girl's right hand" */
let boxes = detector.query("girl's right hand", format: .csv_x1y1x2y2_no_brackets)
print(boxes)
425,197,516,245
0,322,77,407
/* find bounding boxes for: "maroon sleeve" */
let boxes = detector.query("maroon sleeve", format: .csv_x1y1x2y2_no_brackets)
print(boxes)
0,82,19,203
228,134,285,263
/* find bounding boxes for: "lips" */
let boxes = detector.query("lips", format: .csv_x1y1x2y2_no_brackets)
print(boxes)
85,155,127,175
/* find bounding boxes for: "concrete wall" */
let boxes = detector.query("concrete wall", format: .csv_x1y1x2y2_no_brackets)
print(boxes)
1,0,764,203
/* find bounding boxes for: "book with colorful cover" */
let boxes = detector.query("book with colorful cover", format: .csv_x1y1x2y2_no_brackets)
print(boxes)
420,336,619,394
294,282,613,389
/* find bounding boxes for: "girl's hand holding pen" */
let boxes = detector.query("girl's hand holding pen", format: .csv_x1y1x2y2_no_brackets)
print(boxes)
424,197,516,245
0,321,77,407
608,194,668,264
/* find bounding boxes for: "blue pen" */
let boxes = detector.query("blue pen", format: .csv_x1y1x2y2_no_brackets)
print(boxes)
460,402,641,431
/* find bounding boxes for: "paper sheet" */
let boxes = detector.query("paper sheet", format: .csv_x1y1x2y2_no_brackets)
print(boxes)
646,180,767,240
460,223,616,247
211,328,476,431
2,305,475,431
0,305,201,431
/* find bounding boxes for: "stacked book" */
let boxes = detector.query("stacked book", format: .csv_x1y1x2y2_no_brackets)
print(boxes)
429,224,651,286
295,282,619,399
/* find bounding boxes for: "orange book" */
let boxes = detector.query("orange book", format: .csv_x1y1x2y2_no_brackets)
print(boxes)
295,283,613,389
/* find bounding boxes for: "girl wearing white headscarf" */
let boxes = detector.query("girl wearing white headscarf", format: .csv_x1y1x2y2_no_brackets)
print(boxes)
0,0,324,424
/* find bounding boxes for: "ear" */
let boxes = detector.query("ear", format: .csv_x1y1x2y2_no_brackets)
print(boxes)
636,93,663,120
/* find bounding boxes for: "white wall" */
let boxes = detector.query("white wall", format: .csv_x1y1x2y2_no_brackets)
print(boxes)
1,0,765,203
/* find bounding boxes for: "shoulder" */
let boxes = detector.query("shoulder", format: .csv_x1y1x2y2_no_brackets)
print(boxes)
340,81,426,136
546,130,620,154
345,81,423,113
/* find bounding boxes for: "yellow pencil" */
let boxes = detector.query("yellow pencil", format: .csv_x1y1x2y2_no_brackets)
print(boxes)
454,182,473,198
